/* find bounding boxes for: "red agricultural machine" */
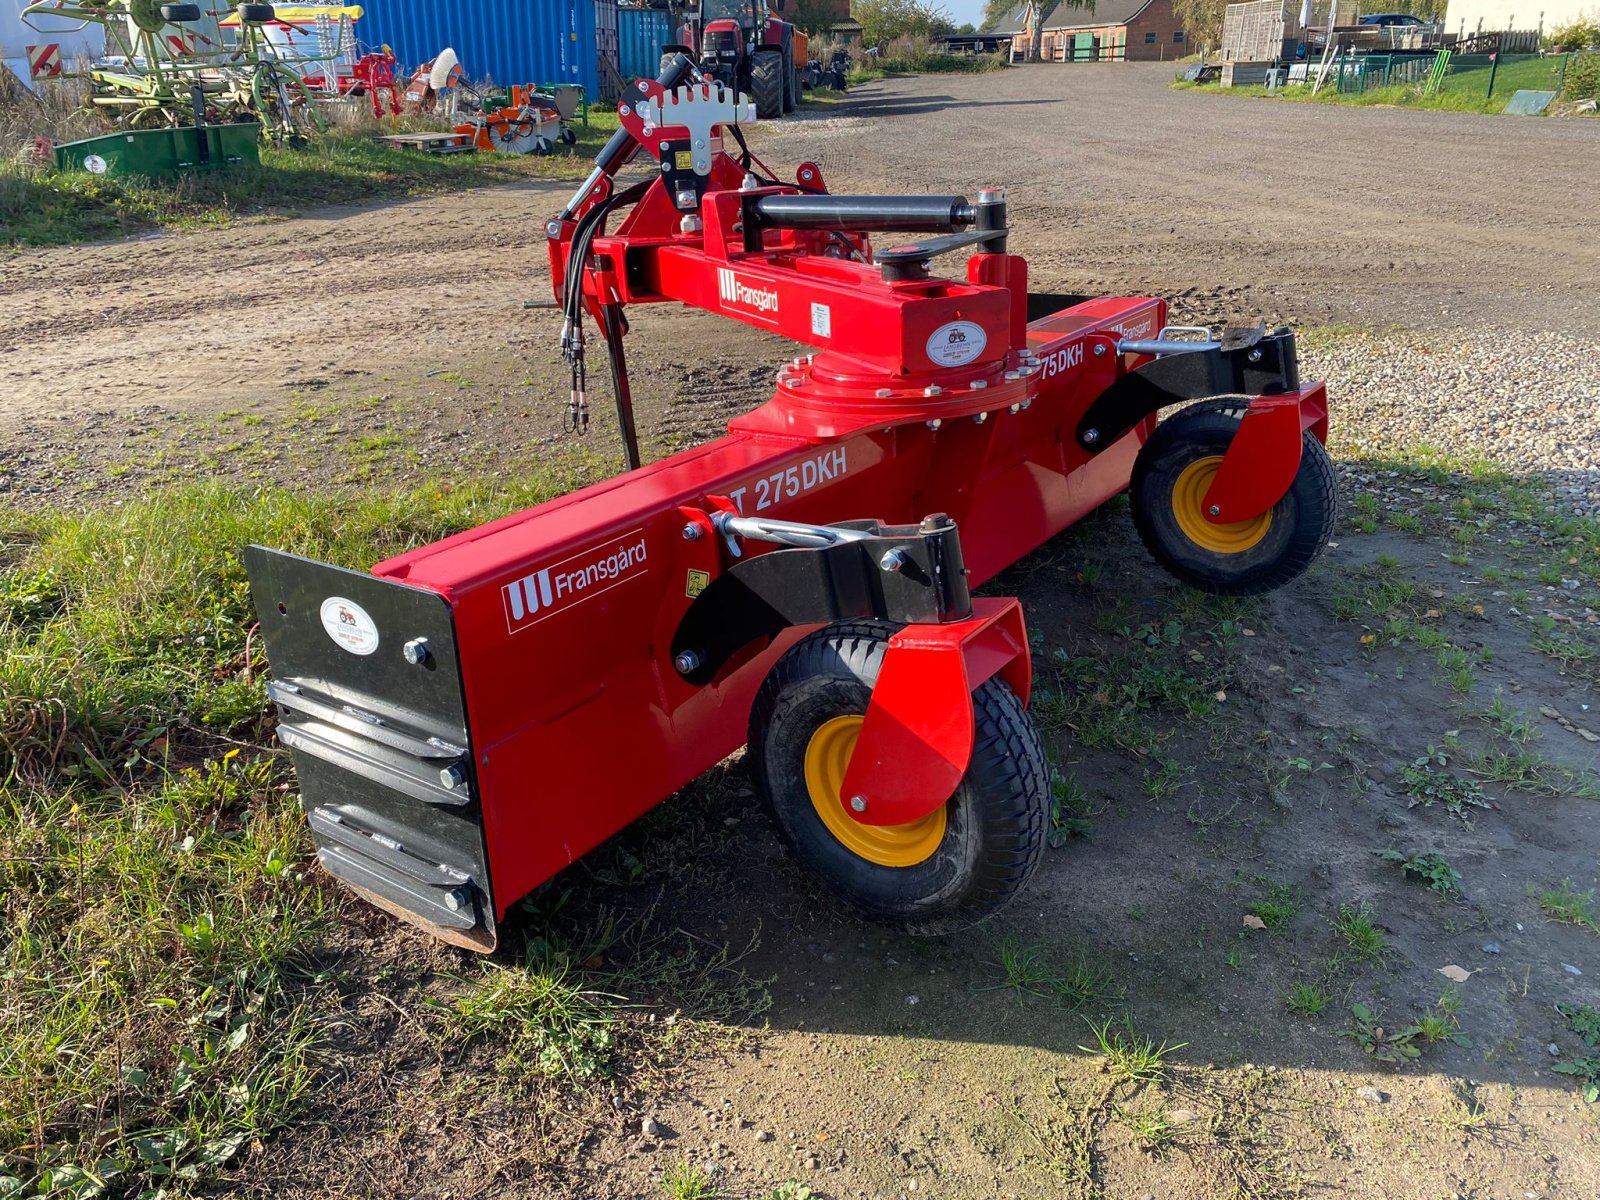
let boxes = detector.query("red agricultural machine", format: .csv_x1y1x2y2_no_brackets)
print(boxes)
246,57,1336,952
662,0,804,118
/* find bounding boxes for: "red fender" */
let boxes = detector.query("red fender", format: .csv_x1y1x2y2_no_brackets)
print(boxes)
1202,382,1329,524
839,598,1032,827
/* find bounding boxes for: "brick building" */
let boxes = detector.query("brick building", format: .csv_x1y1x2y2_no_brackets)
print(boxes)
987,0,1190,62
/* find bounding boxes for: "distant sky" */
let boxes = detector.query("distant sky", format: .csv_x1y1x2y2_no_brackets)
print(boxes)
942,0,994,28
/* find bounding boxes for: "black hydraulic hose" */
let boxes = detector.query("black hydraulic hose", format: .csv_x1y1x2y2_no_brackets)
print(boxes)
750,194,975,233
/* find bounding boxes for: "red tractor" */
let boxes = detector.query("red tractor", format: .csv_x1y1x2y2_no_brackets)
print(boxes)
245,58,1337,951
662,0,802,118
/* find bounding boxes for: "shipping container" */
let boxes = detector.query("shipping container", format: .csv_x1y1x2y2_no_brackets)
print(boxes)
356,0,597,95
618,5,674,80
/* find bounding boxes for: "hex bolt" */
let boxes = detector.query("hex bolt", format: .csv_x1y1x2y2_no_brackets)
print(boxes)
849,795,867,813
402,637,431,666
444,887,471,912
1083,428,1100,444
682,522,702,541
439,763,467,790
1248,348,1263,362
674,649,702,674
923,385,942,397
1093,343,1107,357
1208,505,1222,517
926,418,942,430
1004,370,1021,382
875,388,894,398
1009,403,1021,414
972,412,988,424
545,220,562,238
971,379,988,389
879,548,911,573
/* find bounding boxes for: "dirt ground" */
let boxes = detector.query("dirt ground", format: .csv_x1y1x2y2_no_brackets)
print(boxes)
6,66,1600,1200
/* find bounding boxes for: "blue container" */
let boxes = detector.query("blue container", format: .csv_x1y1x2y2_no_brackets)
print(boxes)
357,0,597,94
618,6,674,80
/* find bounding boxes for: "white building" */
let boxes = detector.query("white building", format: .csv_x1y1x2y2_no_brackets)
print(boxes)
1442,0,1591,37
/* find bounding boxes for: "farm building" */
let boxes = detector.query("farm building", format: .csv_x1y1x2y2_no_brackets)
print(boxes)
987,0,1191,62
1443,0,1589,38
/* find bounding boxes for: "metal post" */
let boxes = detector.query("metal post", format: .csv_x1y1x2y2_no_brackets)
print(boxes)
1486,50,1498,99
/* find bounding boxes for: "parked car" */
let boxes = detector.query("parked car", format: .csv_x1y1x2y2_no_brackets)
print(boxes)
1359,12,1426,25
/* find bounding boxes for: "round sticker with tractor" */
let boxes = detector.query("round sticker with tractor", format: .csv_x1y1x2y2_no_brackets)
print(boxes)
926,320,987,367
319,596,380,655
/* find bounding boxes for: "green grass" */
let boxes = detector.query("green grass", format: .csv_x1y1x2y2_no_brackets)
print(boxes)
1079,1015,1185,1086
0,476,583,1193
1248,883,1301,929
1378,849,1462,896
1537,881,1599,933
1282,980,1329,1017
1333,903,1388,961
660,1156,722,1199
990,935,1120,1011
1176,53,1583,115
2,113,617,249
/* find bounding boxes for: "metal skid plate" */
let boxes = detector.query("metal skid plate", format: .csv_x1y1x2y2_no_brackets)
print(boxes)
244,546,496,950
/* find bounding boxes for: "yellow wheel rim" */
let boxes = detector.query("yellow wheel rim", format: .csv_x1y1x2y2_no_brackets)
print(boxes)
803,715,947,868
1171,456,1273,554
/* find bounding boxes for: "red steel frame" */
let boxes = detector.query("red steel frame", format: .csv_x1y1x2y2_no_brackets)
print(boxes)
366,81,1329,923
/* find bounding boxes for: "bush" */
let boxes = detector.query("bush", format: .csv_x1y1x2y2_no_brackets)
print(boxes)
1547,13,1600,50
1561,50,1600,99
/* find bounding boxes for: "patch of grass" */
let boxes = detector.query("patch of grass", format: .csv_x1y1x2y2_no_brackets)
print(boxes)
1378,849,1462,896
1536,881,1599,933
1249,883,1300,930
990,935,1120,1011
437,942,620,1084
1333,903,1388,961
1079,1015,1185,1086
2,115,619,248
1482,692,1538,743
1115,1102,1178,1154
0,475,603,1194
1048,770,1094,844
1283,980,1329,1017
660,1156,721,1199
1469,745,1600,799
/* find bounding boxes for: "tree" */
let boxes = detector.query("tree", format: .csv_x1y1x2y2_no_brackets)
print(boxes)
853,0,954,46
787,0,841,37
1170,0,1227,48
1026,0,1048,60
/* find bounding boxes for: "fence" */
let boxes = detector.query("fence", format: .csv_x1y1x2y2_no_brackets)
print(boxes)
1321,51,1585,104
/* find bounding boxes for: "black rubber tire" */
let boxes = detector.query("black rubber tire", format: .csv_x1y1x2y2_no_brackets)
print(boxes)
236,3,276,23
782,55,797,113
748,621,1050,935
160,3,202,21
560,126,577,145
1131,402,1338,595
750,49,785,119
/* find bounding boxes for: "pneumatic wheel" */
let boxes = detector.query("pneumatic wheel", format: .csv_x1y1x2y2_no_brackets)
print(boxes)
160,3,202,20
237,3,276,23
750,49,785,118
748,621,1050,935
1131,400,1337,595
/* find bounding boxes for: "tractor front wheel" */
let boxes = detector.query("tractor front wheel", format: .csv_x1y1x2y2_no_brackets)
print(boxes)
749,621,1049,935
1131,401,1337,595
750,49,785,119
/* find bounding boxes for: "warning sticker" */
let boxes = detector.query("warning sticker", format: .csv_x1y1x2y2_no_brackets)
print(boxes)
810,302,831,339
686,569,710,598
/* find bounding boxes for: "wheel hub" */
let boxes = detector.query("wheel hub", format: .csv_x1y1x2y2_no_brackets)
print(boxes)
803,715,945,867
1172,455,1272,553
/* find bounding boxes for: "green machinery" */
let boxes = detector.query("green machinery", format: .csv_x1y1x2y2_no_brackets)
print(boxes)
23,1,328,144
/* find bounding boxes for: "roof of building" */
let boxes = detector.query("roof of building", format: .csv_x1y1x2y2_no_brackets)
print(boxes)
984,0,1156,35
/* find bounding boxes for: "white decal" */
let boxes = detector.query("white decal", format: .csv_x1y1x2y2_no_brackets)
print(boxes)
727,446,849,514
84,154,108,175
1108,314,1156,339
1039,341,1084,379
810,302,831,339
320,596,380,656
717,267,780,322
926,320,987,367
502,530,648,634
